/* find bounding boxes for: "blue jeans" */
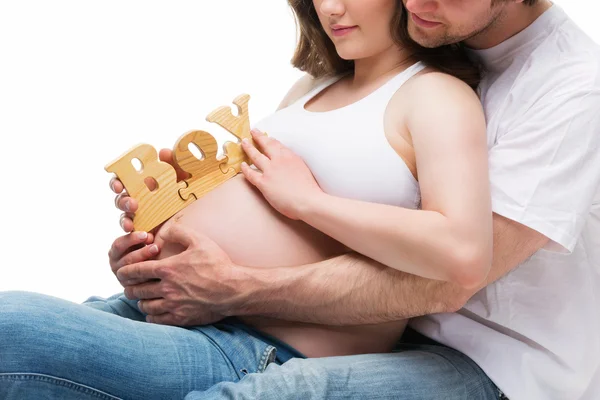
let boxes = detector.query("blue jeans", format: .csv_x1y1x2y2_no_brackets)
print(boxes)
188,329,502,400
0,291,500,399
0,291,290,399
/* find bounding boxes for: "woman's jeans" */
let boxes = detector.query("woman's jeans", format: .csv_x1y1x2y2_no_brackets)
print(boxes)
0,291,501,399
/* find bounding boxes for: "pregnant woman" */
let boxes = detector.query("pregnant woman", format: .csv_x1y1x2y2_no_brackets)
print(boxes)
0,0,492,399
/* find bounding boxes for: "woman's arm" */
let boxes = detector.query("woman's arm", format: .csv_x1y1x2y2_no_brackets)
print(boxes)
298,73,492,288
297,73,491,288
244,72,492,288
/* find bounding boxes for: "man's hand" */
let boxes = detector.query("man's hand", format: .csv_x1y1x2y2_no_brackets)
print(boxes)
109,148,190,232
116,224,245,326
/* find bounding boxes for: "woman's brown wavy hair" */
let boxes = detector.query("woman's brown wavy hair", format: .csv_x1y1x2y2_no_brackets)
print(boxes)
287,0,481,89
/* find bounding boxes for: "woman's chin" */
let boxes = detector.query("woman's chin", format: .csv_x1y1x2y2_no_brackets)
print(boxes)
335,50,358,61
334,46,366,62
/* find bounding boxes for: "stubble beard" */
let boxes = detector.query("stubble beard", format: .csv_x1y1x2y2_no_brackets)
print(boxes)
407,6,506,48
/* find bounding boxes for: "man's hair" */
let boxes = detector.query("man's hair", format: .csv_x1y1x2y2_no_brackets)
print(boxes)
286,0,480,89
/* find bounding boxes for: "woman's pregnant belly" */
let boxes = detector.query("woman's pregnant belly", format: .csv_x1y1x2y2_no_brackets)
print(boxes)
155,175,407,357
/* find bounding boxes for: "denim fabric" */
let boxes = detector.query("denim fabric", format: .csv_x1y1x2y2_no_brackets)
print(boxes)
0,291,500,400
228,318,307,364
0,291,279,399
186,328,501,400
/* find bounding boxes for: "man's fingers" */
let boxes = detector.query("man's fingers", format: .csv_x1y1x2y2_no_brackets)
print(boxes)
137,298,169,316
160,223,199,249
117,259,163,282
124,281,162,301
146,313,178,326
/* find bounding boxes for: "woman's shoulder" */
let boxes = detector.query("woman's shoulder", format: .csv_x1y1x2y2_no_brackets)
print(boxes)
390,68,483,122
276,73,334,111
385,67,485,149
404,67,479,101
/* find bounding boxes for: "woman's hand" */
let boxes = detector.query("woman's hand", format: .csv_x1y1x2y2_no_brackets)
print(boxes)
108,231,161,282
109,148,190,232
108,148,186,285
241,129,324,220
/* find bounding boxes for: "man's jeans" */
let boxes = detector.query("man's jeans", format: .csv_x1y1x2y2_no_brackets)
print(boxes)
0,291,500,399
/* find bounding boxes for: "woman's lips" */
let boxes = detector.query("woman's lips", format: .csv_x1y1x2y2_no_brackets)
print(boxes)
332,26,357,37
411,13,442,28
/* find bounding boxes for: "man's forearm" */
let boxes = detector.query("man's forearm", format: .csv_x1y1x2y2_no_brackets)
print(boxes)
227,213,548,326
230,252,468,325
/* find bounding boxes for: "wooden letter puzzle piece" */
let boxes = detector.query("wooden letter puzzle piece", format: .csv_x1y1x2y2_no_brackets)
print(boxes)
105,144,191,233
105,94,257,232
207,94,253,174
173,129,237,201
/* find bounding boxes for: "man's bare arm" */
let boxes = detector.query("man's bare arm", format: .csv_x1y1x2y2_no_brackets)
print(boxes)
229,213,549,325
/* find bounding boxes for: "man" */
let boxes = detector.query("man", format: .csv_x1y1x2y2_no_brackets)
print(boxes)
112,0,600,398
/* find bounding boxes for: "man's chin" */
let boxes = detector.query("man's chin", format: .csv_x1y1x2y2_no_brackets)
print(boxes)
407,22,460,48
407,26,440,48
409,37,436,49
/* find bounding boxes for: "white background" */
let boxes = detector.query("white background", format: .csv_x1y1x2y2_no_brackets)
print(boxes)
1,1,598,303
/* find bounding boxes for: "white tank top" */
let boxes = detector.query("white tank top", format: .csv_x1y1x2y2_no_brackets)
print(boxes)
253,61,426,209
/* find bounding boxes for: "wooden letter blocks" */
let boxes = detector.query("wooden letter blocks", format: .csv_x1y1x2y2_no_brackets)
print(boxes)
105,94,255,232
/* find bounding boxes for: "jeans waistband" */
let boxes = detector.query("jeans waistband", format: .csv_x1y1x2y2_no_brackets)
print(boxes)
190,320,276,378
219,318,306,364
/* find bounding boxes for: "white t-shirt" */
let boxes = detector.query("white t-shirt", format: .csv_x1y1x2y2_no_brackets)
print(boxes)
410,5,600,400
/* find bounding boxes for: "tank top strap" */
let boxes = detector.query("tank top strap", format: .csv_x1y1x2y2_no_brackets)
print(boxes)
290,62,426,111
291,74,346,110
364,61,427,108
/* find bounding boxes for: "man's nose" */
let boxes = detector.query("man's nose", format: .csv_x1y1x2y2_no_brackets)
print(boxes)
319,0,345,17
404,0,437,14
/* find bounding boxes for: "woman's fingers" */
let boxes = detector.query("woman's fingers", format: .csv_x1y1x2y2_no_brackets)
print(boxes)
109,232,158,275
114,245,160,277
250,129,283,159
109,231,151,264
159,148,191,181
109,176,124,194
241,162,263,188
242,138,270,171
115,194,138,214
112,177,138,232
119,213,135,232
